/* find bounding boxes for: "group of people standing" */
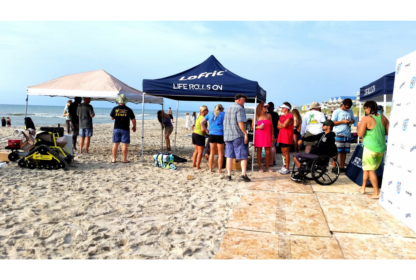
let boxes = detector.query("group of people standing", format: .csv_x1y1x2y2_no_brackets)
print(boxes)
1,117,11,127
64,95,137,163
64,97,96,154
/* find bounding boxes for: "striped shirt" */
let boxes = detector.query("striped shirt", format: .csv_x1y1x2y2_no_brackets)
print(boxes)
224,102,247,142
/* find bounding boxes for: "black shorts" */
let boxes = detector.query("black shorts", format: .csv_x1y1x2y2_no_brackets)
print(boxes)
208,134,225,144
192,133,206,147
279,143,292,147
169,114,173,119
294,127,300,136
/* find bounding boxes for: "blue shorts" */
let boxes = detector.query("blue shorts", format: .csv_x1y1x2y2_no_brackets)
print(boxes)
113,129,130,144
79,128,93,137
225,137,248,160
335,134,351,153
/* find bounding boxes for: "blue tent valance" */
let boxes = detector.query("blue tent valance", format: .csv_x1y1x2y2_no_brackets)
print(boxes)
359,72,395,102
143,55,266,102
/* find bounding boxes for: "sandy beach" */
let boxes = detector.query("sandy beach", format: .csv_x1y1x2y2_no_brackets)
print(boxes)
0,119,248,259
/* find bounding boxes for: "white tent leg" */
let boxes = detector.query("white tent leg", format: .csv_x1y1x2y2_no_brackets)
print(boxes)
251,97,257,173
384,94,387,116
161,104,164,150
24,93,29,119
174,100,179,152
141,93,145,162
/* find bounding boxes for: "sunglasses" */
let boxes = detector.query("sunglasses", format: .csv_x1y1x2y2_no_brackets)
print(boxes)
363,107,368,109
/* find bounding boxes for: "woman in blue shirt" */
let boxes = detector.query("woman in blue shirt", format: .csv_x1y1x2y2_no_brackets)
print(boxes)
201,104,225,173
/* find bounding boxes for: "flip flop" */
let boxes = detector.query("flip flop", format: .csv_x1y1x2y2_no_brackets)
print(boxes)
122,161,130,163
266,169,274,172
111,161,116,163
259,169,264,173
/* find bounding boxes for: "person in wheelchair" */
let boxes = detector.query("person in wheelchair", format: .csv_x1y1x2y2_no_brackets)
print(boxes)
291,120,337,182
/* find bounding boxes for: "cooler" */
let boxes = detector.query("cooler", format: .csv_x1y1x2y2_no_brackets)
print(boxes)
64,134,73,155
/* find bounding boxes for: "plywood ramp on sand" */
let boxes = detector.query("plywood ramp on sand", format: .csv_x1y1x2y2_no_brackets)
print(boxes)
216,171,416,259
215,229,343,259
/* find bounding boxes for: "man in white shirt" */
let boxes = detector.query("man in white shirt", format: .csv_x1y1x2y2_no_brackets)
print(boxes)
300,102,327,153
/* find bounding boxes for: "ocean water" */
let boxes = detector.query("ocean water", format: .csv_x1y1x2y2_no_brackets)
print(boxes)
0,104,190,127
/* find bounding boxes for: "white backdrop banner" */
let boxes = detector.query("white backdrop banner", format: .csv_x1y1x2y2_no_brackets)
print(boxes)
379,50,416,232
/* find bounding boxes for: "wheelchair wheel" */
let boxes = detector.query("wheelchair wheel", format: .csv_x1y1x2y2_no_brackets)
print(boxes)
311,156,340,185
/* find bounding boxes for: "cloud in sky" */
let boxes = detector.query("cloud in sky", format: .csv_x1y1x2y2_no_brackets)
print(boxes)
0,21,415,110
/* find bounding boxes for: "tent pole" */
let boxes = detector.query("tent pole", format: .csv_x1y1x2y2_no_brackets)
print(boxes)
383,94,387,116
174,100,179,152
24,93,29,119
251,97,257,173
161,104,164,151
141,93,145,162
358,101,361,144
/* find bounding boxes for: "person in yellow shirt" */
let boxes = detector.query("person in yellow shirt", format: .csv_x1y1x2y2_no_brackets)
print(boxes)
192,105,209,169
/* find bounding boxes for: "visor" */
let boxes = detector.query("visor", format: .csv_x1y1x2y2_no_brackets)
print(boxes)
279,105,291,110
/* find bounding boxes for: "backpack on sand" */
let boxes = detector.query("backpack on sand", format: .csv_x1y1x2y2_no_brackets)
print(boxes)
153,153,177,170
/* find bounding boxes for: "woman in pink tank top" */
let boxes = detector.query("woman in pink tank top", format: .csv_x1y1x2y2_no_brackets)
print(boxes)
277,102,294,175
253,102,275,172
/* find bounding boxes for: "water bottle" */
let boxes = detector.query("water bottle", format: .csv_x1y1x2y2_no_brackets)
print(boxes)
260,123,264,130
261,147,266,158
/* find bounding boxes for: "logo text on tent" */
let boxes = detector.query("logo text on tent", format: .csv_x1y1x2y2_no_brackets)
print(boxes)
364,85,375,96
173,84,223,91
179,71,226,81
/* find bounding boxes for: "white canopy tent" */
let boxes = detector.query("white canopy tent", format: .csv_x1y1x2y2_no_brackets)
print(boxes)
27,70,164,161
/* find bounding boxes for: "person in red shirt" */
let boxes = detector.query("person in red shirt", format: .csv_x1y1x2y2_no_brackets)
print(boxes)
277,102,294,174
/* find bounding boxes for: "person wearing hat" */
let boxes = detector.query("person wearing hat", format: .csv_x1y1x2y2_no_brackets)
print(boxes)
332,98,355,172
110,94,136,163
300,101,327,154
223,93,251,182
291,120,337,182
77,97,95,153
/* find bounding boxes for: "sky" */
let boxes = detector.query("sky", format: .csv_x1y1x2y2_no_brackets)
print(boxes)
1,21,416,111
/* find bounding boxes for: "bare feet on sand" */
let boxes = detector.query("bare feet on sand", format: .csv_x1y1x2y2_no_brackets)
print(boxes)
369,193,380,199
358,187,366,194
218,169,222,174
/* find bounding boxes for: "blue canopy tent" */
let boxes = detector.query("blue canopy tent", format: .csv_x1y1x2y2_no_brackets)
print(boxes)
143,55,266,102
143,55,267,172
359,71,395,108
357,72,395,143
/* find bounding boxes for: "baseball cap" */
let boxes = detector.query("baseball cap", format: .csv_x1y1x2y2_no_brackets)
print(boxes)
267,102,275,109
323,120,334,127
235,93,248,100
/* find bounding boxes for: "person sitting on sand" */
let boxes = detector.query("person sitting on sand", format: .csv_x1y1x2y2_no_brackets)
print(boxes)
357,101,389,199
110,94,136,163
192,106,209,170
77,97,95,153
6,117,11,127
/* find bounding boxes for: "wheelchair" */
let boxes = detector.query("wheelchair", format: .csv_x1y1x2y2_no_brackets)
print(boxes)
291,155,340,185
